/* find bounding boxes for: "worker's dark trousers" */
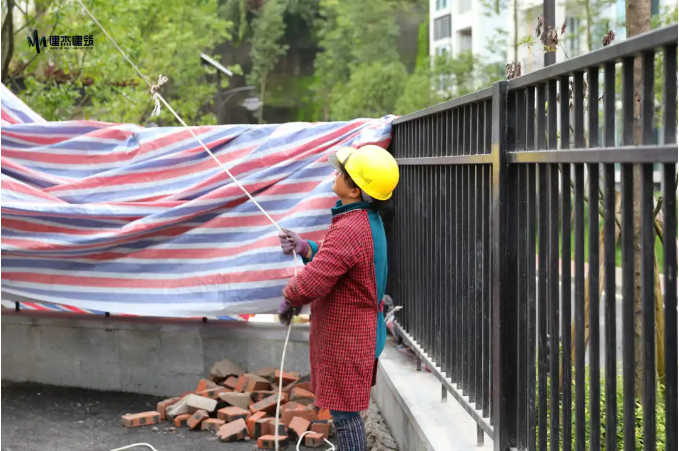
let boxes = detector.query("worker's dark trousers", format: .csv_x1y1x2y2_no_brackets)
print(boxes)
331,411,367,451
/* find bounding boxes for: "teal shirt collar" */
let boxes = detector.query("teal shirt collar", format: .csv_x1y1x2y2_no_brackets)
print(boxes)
331,199,372,217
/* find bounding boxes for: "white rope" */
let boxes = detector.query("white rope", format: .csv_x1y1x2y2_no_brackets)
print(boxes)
110,444,161,451
77,2,298,449
297,431,336,451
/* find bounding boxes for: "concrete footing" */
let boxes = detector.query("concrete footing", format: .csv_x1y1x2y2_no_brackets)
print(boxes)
1,311,310,397
372,339,493,451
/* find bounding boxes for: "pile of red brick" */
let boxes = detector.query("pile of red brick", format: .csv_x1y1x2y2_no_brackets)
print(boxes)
120,359,333,449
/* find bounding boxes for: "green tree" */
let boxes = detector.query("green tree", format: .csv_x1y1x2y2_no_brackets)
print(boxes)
394,65,441,115
312,0,407,120
330,61,407,120
4,0,233,125
247,0,289,124
311,0,353,120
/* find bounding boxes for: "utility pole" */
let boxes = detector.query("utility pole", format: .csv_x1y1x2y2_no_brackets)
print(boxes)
544,0,556,66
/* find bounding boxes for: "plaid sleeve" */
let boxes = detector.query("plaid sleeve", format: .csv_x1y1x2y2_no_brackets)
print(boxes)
283,227,357,306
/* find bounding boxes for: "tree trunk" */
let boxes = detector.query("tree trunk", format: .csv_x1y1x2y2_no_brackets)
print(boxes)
626,0,651,400
257,74,267,125
1,0,14,83
561,191,622,390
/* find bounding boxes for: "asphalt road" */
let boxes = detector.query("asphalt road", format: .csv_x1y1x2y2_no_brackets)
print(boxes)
1,382,330,451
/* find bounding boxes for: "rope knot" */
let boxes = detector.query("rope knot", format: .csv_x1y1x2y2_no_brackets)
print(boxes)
150,75,168,118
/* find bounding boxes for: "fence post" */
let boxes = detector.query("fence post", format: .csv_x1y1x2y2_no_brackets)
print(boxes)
490,80,517,451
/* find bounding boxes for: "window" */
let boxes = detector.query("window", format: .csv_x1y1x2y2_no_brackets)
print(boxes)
435,0,447,11
458,29,472,53
434,15,452,41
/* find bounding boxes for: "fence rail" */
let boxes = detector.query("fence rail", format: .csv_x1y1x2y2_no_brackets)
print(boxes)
386,24,678,451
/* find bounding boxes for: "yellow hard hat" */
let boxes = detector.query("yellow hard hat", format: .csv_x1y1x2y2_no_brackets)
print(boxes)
328,145,400,201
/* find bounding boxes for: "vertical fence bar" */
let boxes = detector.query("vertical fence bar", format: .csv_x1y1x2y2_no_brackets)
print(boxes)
547,78,560,451
621,56,635,451
516,93,529,450
663,42,678,451
603,60,618,451
525,86,537,451
491,80,516,451
536,81,548,451
560,73,573,451
573,70,586,451
473,163,483,406
462,163,469,395
482,164,492,420
587,65,601,451
640,50,656,451
455,162,462,383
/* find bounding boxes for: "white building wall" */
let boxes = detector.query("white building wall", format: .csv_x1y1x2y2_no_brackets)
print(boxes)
429,0,504,62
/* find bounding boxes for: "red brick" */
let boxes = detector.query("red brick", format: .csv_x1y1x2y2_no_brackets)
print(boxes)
218,418,248,442
280,401,301,413
217,406,249,423
304,431,325,448
288,416,311,440
274,369,300,386
197,386,228,400
120,411,160,428
173,413,192,427
233,374,248,392
317,409,332,420
156,397,180,421
196,378,218,393
257,434,289,449
295,382,312,393
262,418,287,438
254,417,270,439
310,420,330,440
245,374,272,392
249,392,289,415
222,376,238,390
201,418,225,432
187,409,209,430
281,405,317,426
290,387,315,405
251,390,276,402
180,390,195,397
247,411,267,438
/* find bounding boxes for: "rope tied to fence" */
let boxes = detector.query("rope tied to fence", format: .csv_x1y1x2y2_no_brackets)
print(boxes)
75,1,296,449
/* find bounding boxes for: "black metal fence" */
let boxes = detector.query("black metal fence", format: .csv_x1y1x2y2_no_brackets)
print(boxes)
386,24,677,451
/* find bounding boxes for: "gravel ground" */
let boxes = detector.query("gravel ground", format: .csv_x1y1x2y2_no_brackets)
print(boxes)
1,382,333,451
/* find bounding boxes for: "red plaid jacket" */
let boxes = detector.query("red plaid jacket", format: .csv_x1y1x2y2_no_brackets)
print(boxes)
283,208,378,412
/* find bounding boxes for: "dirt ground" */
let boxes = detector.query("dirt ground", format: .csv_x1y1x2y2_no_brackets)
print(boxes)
1,382,333,451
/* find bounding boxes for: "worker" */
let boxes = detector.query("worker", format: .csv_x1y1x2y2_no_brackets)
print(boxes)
277,144,399,451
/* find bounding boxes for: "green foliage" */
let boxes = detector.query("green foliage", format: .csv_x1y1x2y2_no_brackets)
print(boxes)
394,65,441,115
330,61,408,120
537,365,667,450
415,19,429,70
311,0,406,120
8,0,232,125
247,0,289,123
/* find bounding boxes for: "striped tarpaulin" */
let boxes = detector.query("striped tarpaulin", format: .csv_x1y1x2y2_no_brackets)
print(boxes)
1,83,394,317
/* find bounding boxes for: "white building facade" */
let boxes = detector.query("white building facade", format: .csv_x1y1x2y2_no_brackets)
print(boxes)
429,0,505,63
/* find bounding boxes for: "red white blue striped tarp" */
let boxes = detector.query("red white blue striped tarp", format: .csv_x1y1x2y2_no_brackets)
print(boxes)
1,83,394,317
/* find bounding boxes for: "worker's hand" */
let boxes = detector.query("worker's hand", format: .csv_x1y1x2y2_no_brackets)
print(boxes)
278,299,301,326
278,229,310,257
